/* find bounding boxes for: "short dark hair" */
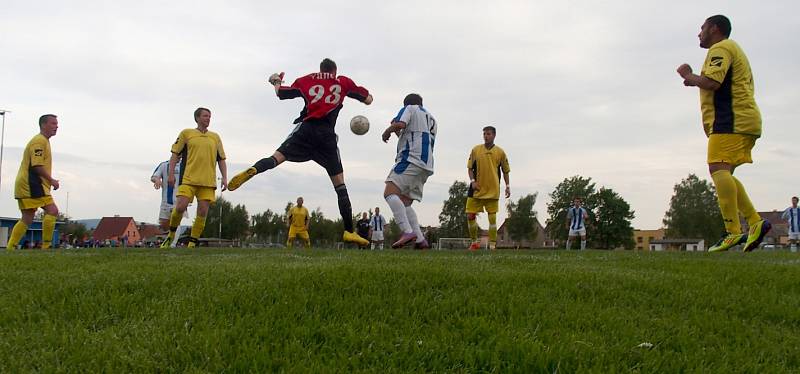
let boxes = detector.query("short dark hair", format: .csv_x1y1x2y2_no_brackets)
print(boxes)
482,126,496,134
194,107,210,122
706,15,731,38
320,58,337,73
403,93,423,106
38,114,57,127
793,196,799,200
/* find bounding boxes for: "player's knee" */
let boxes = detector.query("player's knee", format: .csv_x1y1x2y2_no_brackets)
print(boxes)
44,205,59,217
254,156,278,173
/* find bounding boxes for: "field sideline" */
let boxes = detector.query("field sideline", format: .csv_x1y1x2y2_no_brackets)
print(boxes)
1,248,799,372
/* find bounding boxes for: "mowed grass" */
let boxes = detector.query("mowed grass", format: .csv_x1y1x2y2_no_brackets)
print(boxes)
1,248,799,372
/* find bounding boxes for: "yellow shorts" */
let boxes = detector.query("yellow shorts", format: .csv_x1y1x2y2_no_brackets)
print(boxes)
707,134,757,166
288,226,310,241
17,195,55,211
466,197,499,214
177,184,217,203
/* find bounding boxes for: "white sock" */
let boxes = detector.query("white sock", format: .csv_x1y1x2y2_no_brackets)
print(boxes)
405,206,424,243
566,239,571,250
385,194,412,233
581,240,586,250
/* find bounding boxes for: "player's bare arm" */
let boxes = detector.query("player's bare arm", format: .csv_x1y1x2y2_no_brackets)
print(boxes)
382,121,406,143
677,64,721,90
503,171,510,198
218,159,228,191
167,153,180,187
32,165,59,190
468,169,480,192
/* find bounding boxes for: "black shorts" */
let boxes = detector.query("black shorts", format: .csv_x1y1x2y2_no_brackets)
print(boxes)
276,120,343,176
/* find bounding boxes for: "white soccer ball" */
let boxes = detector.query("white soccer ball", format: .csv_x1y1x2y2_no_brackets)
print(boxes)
350,115,370,135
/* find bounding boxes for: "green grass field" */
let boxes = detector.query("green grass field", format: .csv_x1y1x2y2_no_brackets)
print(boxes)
1,248,799,372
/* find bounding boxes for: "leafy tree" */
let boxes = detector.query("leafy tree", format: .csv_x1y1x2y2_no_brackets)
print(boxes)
203,197,250,240
308,208,341,248
506,193,539,248
592,187,635,249
251,209,286,243
438,181,470,238
61,220,89,245
663,174,724,244
546,176,597,243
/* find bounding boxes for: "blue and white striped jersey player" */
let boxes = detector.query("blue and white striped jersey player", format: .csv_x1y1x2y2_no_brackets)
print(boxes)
151,159,184,231
381,93,437,249
781,196,800,252
566,197,590,250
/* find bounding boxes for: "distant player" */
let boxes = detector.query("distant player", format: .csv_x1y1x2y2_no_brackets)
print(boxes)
781,196,800,252
381,93,437,249
677,15,770,252
151,159,184,231
227,58,373,247
162,107,228,248
356,212,371,249
466,126,510,251
287,197,311,248
565,197,589,250
6,114,60,250
370,207,386,250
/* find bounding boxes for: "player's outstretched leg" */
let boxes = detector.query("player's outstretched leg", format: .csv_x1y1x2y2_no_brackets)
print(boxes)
229,154,283,191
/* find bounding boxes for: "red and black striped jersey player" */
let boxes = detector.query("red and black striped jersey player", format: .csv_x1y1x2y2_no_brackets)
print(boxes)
228,58,374,247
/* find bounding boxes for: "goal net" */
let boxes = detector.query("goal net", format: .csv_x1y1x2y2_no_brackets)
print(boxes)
437,238,474,250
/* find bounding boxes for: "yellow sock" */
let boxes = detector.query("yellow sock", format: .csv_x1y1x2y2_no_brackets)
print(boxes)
286,237,293,248
732,176,761,226
7,220,28,250
169,208,183,229
304,238,311,248
711,169,742,235
488,212,497,243
468,217,478,241
191,215,206,240
41,214,57,249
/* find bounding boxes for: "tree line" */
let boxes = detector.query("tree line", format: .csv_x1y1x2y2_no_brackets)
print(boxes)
57,173,724,249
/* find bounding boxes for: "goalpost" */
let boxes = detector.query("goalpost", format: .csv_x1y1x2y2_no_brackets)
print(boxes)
437,238,475,250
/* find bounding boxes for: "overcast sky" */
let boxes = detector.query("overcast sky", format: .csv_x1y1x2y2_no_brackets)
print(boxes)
1,1,798,233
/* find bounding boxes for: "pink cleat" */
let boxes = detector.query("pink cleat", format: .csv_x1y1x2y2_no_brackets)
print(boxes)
392,232,417,249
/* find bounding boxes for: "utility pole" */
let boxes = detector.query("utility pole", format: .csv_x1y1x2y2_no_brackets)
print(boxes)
0,110,10,193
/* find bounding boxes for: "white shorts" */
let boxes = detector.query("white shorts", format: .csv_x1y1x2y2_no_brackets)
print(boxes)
159,202,188,220
569,228,586,237
371,231,384,241
789,232,800,241
386,163,433,201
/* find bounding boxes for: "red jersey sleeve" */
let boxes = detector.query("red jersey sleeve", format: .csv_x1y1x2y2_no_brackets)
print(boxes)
339,75,370,103
277,77,304,100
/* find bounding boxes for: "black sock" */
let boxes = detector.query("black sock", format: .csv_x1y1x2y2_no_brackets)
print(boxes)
335,184,353,232
253,156,278,174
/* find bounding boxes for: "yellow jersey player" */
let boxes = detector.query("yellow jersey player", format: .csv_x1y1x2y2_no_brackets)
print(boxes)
465,126,510,251
7,114,60,250
287,197,311,248
677,15,770,252
162,107,228,248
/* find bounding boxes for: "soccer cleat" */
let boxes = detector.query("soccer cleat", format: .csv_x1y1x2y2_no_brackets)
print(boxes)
468,242,481,251
414,239,430,250
343,231,370,247
392,232,417,249
160,235,174,248
708,233,747,252
227,167,257,191
743,220,771,253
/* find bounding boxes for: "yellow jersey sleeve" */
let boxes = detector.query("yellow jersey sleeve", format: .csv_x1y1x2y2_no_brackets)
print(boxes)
702,43,733,84
499,149,510,174
171,130,188,154
214,133,226,160
467,146,477,169
29,136,48,167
